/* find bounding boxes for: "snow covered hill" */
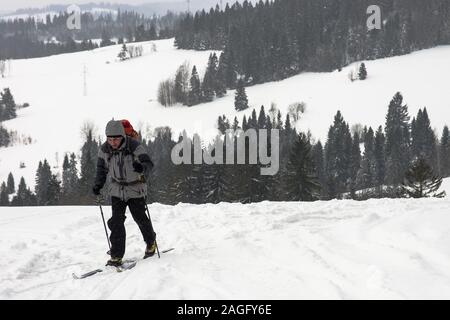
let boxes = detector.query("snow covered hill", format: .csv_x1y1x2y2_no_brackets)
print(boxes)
1,38,449,187
1,197,450,299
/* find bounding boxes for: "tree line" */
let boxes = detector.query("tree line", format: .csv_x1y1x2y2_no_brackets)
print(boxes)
175,0,450,87
1,91,449,206
0,10,181,59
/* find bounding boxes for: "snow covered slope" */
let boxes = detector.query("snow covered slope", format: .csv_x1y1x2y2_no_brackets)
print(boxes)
1,39,449,187
1,198,450,299
0,39,218,186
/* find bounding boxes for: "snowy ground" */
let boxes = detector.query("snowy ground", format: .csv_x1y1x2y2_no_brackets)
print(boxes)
1,194,450,300
1,39,449,187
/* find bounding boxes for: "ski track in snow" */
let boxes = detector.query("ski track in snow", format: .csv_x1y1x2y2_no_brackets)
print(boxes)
1,198,450,299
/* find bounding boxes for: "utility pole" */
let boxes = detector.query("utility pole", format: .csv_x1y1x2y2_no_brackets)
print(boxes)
187,0,191,14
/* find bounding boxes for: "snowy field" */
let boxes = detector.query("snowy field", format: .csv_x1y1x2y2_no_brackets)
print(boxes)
1,38,450,187
1,190,450,300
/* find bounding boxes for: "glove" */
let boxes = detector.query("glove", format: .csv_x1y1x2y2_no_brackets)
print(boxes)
93,185,102,196
132,161,144,173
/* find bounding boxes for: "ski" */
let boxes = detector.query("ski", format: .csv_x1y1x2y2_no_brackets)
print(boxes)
72,248,175,280
72,269,103,279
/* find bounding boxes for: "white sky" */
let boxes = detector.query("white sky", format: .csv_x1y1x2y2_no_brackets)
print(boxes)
1,1,158,12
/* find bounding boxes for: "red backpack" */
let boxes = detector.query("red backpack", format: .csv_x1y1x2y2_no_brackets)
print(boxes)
121,119,139,140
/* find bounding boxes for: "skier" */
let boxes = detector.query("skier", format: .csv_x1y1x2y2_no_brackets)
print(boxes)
93,120,156,267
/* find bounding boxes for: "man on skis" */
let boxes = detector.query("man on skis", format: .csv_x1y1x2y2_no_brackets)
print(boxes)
93,120,156,267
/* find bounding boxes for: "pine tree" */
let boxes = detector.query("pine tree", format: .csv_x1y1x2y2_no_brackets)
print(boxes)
0,125,10,147
357,127,376,191
201,57,215,103
350,131,362,197
440,126,450,177
370,126,384,196
202,138,229,203
201,54,217,102
411,108,438,169
234,79,248,111
11,177,36,206
5,172,14,194
257,106,267,129
284,133,320,201
385,92,411,186
214,53,227,97
62,153,79,200
79,130,98,198
0,182,9,206
187,66,202,106
401,158,446,198
35,160,60,205
1,88,17,120
312,141,327,198
118,44,128,61
324,111,353,198
358,62,367,80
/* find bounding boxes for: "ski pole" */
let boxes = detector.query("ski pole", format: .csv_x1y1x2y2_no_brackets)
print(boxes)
144,198,160,258
97,196,111,253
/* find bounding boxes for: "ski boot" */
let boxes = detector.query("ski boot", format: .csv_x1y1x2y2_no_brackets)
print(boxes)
143,241,156,259
106,257,123,267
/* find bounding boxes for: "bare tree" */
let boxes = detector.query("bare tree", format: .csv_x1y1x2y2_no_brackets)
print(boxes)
288,102,307,122
157,79,175,107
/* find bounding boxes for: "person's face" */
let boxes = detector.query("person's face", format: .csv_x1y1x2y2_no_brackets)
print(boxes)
107,136,123,150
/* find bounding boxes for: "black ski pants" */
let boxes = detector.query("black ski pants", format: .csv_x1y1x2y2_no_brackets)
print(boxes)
108,196,156,259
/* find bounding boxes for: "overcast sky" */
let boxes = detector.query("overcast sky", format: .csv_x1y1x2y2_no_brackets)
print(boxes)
1,1,158,12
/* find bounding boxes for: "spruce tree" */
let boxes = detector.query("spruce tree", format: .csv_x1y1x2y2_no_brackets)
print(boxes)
257,106,267,129
187,66,201,106
35,160,60,205
0,124,10,147
411,108,438,169
401,158,446,198
79,130,98,198
62,153,79,200
385,92,411,186
284,133,320,201
350,131,362,197
214,53,227,97
324,111,353,198
357,127,376,191
201,54,217,102
6,172,15,194
234,79,248,111
374,126,386,194
358,62,367,80
312,141,327,199
11,177,36,206
1,88,17,120
0,182,9,206
440,126,450,177
118,44,128,61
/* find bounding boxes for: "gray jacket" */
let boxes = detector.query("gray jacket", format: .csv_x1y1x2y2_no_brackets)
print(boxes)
94,135,154,201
